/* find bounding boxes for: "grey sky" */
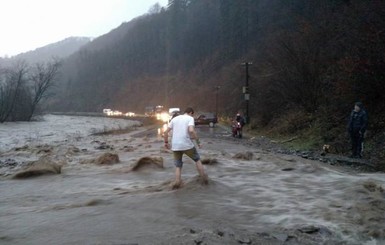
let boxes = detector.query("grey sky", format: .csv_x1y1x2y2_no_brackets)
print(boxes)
0,0,168,57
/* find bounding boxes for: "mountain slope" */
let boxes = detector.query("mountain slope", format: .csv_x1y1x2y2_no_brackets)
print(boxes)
6,37,91,65
53,0,385,135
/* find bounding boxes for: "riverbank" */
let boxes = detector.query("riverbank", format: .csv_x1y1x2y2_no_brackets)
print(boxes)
217,122,378,174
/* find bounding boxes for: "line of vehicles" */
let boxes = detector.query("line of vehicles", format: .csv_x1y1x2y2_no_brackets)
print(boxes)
102,105,218,128
103,105,244,137
102,109,135,117
146,105,218,127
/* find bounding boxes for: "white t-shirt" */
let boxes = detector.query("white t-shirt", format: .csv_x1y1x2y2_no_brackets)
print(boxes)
169,114,195,151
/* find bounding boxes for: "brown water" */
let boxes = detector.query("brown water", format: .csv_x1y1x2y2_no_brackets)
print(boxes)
0,115,384,244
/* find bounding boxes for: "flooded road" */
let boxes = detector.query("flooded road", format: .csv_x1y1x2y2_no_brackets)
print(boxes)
1,116,384,244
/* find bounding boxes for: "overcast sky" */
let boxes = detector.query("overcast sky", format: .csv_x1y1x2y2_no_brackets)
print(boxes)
0,0,168,57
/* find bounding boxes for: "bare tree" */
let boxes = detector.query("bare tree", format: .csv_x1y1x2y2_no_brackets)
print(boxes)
0,61,28,123
0,59,61,122
26,59,61,120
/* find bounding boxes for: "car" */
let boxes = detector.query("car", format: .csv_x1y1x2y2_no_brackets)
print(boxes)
194,112,218,127
103,109,112,114
168,108,180,121
168,108,180,115
125,112,135,117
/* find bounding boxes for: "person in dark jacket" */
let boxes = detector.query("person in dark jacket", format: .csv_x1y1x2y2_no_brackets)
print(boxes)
348,102,368,158
232,112,246,138
235,113,246,127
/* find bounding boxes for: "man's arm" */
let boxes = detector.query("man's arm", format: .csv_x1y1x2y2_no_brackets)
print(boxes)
188,125,201,146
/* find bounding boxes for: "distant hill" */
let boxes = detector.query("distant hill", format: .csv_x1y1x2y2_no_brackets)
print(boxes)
2,37,91,65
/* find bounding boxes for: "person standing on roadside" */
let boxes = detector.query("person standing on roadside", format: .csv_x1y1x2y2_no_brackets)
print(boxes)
348,102,368,158
164,107,208,189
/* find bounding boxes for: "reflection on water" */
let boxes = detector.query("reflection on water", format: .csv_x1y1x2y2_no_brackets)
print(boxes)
157,123,168,138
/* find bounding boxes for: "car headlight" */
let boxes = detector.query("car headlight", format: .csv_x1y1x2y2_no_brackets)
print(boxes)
160,112,169,122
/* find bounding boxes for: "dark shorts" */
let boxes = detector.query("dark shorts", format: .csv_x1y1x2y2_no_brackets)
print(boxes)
173,147,200,168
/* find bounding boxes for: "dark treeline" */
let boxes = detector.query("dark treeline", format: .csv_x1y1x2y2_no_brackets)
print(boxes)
51,0,385,164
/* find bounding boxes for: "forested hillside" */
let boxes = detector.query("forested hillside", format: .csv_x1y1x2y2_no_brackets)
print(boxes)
52,0,385,166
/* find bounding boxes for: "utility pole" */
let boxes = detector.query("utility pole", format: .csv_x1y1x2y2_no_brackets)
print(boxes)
241,62,252,124
215,86,220,117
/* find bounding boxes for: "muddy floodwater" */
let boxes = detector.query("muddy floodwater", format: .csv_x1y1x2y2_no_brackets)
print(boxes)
0,115,384,244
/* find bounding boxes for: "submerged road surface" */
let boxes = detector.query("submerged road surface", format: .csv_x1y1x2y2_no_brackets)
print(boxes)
0,115,384,244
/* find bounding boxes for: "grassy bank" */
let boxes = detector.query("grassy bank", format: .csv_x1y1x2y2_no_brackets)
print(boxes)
240,115,384,171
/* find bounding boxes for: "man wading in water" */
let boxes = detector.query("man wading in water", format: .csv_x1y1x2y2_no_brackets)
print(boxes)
164,107,208,189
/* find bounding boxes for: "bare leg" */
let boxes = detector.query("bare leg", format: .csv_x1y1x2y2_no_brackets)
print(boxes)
195,160,208,184
172,167,182,189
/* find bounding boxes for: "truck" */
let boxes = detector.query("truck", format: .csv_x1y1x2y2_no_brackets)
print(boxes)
145,106,155,117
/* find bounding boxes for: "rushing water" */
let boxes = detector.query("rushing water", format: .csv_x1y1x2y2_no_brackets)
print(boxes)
0,115,384,244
